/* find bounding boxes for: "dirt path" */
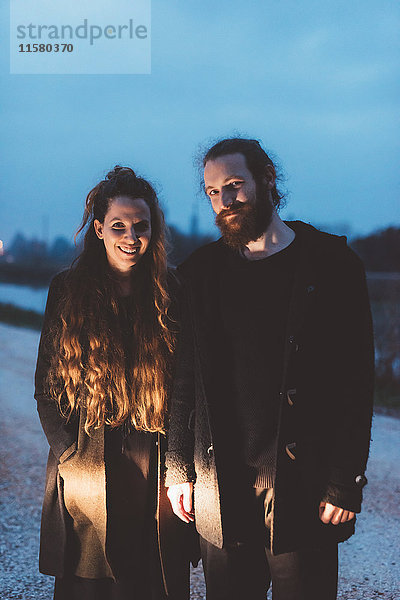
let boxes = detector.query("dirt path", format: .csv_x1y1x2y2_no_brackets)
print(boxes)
0,323,399,599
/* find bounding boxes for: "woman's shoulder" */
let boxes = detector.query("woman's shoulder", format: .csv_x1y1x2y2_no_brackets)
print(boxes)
45,269,73,314
49,269,69,288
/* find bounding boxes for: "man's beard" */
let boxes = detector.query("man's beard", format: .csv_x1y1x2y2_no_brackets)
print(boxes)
215,185,273,250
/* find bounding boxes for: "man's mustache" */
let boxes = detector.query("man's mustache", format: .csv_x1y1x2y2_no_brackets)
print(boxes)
219,202,246,218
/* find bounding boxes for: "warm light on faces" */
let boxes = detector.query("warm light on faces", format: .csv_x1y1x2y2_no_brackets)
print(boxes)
204,152,277,250
204,153,259,214
94,196,152,275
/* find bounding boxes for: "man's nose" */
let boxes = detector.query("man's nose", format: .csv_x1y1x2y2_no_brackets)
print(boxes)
220,188,235,209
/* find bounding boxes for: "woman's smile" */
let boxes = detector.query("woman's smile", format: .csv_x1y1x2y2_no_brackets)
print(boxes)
117,244,140,255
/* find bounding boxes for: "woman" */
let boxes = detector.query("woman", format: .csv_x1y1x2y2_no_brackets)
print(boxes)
34,166,193,600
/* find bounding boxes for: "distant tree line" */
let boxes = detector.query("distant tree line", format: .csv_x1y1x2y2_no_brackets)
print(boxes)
351,227,400,272
0,226,216,285
4,232,78,268
1,225,398,287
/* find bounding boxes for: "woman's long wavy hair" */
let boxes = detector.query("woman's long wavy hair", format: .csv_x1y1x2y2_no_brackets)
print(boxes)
47,166,175,434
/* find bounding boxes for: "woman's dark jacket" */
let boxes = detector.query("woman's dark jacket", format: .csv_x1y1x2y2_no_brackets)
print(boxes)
35,272,195,597
165,221,375,555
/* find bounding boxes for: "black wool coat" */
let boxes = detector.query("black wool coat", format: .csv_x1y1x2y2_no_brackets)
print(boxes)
35,272,196,597
165,221,374,555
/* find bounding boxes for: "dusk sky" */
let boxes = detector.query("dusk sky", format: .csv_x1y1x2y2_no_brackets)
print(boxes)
1,0,399,247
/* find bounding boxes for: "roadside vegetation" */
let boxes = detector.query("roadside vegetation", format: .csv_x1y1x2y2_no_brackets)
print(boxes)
0,303,43,331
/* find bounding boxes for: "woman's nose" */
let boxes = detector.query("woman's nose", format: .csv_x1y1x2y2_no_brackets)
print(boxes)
125,227,138,242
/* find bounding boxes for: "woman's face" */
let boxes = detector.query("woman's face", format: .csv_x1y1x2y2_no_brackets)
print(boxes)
94,196,152,275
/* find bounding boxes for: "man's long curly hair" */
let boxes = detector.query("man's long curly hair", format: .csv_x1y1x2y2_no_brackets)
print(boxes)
47,166,175,435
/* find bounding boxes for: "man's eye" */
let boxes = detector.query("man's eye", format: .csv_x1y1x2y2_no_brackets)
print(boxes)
209,190,218,196
230,181,242,188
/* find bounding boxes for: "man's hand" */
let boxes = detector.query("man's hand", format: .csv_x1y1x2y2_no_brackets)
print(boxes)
319,501,355,525
167,482,195,523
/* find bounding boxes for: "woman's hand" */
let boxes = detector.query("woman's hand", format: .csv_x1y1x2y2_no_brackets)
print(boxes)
167,482,195,523
319,501,355,524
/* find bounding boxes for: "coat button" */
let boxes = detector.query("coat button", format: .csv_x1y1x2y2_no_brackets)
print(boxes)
285,442,296,460
307,284,315,293
207,445,213,456
287,388,296,406
355,474,368,487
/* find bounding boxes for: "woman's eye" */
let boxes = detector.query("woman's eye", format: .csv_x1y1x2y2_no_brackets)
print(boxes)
134,222,149,233
209,190,218,196
112,223,125,229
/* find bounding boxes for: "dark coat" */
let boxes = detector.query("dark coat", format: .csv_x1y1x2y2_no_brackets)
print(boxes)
165,221,374,555
35,272,196,598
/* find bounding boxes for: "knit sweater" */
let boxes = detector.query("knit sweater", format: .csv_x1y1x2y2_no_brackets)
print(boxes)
216,238,298,488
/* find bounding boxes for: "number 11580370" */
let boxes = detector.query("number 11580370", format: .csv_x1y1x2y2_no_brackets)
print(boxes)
18,43,73,52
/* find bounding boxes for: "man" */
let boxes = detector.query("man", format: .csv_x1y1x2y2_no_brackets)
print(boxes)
165,138,374,600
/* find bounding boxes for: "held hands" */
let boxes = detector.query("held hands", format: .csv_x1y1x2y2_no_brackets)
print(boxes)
167,482,195,523
167,486,354,525
319,501,355,525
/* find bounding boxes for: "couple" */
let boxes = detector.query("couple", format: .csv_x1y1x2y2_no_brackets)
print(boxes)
35,137,374,600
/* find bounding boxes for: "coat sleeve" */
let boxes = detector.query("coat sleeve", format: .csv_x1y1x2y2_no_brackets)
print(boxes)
34,273,78,463
320,248,374,513
165,279,197,487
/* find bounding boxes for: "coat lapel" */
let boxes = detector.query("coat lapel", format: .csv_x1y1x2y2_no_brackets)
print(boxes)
272,227,318,554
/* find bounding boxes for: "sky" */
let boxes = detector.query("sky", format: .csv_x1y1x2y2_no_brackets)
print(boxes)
1,0,399,247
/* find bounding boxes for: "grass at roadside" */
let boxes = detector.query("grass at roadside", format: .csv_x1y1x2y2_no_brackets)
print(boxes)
0,302,43,331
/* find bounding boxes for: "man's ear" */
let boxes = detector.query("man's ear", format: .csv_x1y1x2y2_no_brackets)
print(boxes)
94,219,104,239
263,165,276,190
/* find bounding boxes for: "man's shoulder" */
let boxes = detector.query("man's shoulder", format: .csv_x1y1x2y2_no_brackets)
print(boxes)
287,220,346,248
177,222,364,278
288,220,365,275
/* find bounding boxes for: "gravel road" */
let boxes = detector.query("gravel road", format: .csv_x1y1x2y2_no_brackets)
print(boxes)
0,323,399,600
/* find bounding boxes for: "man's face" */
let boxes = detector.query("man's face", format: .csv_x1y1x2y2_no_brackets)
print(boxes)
204,153,274,249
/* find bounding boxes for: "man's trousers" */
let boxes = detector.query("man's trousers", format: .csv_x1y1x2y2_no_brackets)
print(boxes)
199,488,338,600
